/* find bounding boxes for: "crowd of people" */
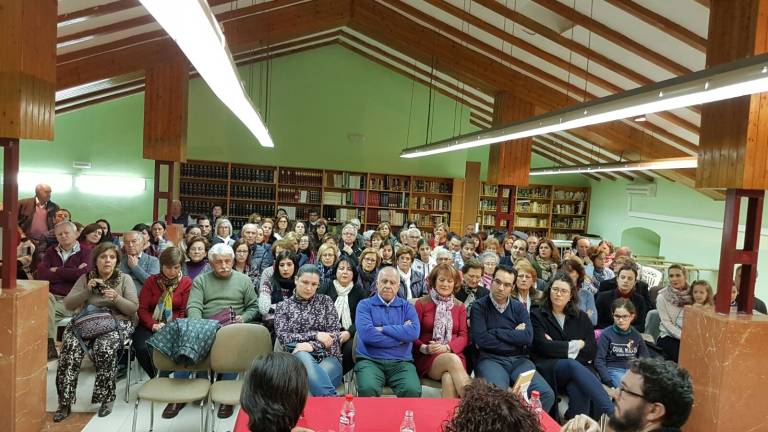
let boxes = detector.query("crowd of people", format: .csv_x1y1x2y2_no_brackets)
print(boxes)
18,184,703,430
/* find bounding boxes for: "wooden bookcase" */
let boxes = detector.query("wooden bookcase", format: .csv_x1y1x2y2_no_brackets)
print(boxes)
478,183,590,240
179,160,455,233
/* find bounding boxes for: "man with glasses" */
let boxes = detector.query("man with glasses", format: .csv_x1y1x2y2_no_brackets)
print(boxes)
119,231,160,296
562,358,693,432
470,264,555,412
340,224,362,261
406,227,421,249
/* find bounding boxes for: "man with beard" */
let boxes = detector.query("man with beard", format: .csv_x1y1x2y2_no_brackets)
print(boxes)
561,358,693,432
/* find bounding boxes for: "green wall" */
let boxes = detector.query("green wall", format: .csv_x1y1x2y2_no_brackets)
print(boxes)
587,178,768,299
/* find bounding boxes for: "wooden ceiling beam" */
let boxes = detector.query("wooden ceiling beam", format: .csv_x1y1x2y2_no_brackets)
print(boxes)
534,139,619,181
350,0,688,162
58,0,141,25
532,0,693,76
531,149,602,182
537,136,633,181
58,0,351,90
605,0,707,53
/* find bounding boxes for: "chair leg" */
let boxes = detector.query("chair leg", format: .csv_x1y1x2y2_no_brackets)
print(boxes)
200,401,205,432
149,402,154,432
124,353,131,403
131,399,139,432
210,399,216,432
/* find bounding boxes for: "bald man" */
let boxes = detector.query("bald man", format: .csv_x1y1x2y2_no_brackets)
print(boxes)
18,183,59,245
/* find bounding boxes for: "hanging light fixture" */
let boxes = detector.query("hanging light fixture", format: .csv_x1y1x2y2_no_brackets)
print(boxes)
401,52,768,158
529,156,698,175
139,0,274,148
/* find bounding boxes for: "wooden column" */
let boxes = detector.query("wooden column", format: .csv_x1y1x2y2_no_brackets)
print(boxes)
684,2,768,430
143,57,188,230
486,92,534,186
0,2,56,431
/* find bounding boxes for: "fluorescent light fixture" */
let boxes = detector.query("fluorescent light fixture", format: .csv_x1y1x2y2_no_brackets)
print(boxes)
16,172,73,192
401,52,768,158
139,0,274,148
75,175,146,196
56,35,95,49
529,157,698,176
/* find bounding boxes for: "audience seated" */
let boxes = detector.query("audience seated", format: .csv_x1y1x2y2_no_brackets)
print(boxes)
655,265,692,362
595,298,650,388
560,258,598,327
355,267,421,397
339,223,363,262
596,265,649,333
54,242,139,422
212,218,236,247
585,246,615,288
196,215,213,242
470,264,555,412
177,224,202,256
396,246,425,300
79,223,104,250
182,235,211,279
232,238,260,290
479,251,500,290
317,255,367,374
530,272,613,420
734,265,768,314
531,238,560,283
258,250,299,320
413,263,471,398
119,230,160,295
240,352,312,432
37,221,92,360
599,257,653,310
512,261,544,313
442,380,541,432
561,358,693,432
357,247,380,294
455,259,490,315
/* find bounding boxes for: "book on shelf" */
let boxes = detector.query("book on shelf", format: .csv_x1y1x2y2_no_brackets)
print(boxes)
413,196,451,211
367,191,407,208
515,201,551,213
413,179,451,194
323,191,366,206
553,190,587,201
411,212,449,228
366,209,406,226
552,202,586,215
517,187,551,199
551,217,586,230
330,172,366,189
322,206,364,222
369,176,410,192
515,216,549,228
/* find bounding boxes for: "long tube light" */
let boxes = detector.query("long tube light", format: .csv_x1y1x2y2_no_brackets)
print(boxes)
139,0,274,148
401,53,768,158
529,157,698,176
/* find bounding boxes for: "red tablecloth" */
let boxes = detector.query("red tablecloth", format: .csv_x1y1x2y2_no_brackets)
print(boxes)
234,397,560,432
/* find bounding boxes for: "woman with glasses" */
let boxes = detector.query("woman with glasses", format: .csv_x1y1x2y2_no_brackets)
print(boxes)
595,298,649,388
297,234,315,264
315,243,338,286
181,236,211,280
530,272,614,421
317,255,367,373
357,247,380,294
512,261,543,312
339,223,362,263
232,239,259,290
396,246,425,300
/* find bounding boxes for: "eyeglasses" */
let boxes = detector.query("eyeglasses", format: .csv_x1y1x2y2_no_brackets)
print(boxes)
617,386,647,401
492,278,515,290
235,250,249,255
613,314,632,321
551,288,571,295
517,274,533,280
362,257,377,263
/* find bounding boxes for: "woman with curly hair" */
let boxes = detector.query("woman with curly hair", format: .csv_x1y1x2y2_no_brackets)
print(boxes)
442,380,541,432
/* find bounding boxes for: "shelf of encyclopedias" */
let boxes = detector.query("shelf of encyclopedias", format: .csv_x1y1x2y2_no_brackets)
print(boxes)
477,182,589,240
179,161,456,233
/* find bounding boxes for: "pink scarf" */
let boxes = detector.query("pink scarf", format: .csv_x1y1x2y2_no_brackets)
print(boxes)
430,289,455,344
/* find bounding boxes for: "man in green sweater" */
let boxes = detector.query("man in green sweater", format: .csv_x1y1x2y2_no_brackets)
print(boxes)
187,243,260,323
186,243,259,419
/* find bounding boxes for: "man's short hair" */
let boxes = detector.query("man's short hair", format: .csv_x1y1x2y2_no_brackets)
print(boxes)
629,358,693,428
377,266,398,282
461,259,483,274
54,220,77,233
407,227,421,238
493,264,517,280
208,243,234,261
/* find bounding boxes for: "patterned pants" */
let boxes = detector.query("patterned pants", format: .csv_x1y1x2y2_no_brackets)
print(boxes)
56,320,134,405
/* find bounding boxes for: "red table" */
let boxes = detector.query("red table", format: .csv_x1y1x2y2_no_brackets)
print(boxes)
235,397,560,432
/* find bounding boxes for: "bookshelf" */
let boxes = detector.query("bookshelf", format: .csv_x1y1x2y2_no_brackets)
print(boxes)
178,161,455,233
477,183,590,240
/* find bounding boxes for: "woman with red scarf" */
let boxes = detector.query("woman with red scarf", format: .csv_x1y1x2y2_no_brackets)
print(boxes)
413,263,471,398
595,265,648,332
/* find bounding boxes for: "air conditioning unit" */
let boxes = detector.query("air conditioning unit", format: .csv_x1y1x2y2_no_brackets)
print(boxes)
626,183,657,197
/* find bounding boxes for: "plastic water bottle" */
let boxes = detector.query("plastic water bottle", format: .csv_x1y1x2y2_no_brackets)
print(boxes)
339,394,356,432
529,390,543,420
400,409,416,432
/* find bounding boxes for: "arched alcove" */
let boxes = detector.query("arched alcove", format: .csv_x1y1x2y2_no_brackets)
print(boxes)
620,227,661,257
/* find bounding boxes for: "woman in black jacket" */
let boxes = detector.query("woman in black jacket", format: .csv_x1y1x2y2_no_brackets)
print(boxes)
316,255,367,374
531,272,614,421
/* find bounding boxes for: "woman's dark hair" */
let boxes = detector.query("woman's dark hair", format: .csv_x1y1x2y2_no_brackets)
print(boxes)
559,257,586,286
628,358,693,428
158,246,186,268
543,271,580,316
442,380,540,432
95,218,113,243
273,250,298,276
79,223,103,243
536,238,561,263
232,239,252,265
618,264,639,279
152,220,167,230
186,236,210,260
333,255,359,284
185,224,202,235
241,352,309,432
91,242,122,270
132,223,151,234
611,298,637,316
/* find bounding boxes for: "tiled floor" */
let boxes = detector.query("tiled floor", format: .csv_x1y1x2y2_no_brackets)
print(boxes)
45,359,238,432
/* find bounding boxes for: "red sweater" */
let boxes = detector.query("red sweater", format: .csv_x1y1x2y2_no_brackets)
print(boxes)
413,297,469,377
137,274,193,330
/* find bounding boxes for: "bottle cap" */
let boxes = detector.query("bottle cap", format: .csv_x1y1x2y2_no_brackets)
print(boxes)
345,393,354,401
531,391,540,398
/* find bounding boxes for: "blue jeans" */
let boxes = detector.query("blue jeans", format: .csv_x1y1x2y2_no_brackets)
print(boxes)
554,359,614,419
606,367,626,388
475,354,556,412
295,352,342,396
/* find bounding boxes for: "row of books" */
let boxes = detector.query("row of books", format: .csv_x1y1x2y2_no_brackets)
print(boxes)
553,202,587,215
516,201,551,213
411,212,449,228
368,192,408,208
514,216,550,228
553,190,587,201
327,172,366,189
278,168,323,186
277,187,322,204
412,196,451,211
518,187,551,199
322,206,364,222
366,210,407,226
323,191,366,206
369,176,410,192
552,217,586,229
413,179,451,194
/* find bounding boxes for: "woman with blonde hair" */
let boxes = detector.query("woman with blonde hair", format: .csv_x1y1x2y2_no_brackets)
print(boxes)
513,260,544,312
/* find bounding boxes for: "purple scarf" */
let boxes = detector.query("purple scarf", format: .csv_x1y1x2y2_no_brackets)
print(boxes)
430,289,455,343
